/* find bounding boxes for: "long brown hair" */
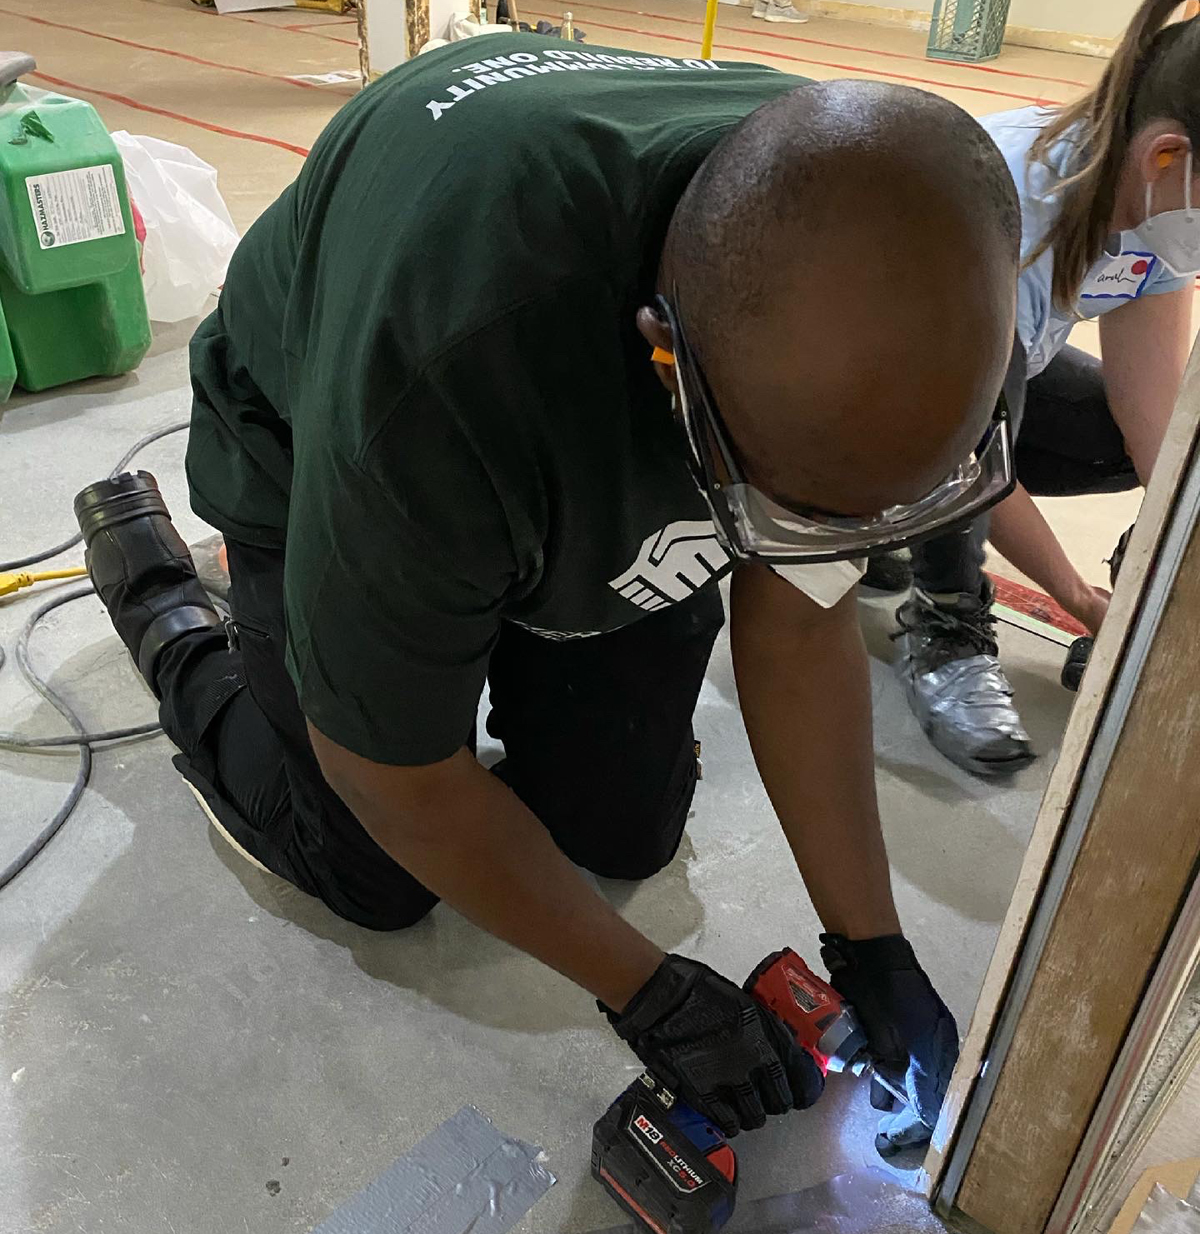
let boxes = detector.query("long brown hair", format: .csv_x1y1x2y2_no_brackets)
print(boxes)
1027,0,1200,308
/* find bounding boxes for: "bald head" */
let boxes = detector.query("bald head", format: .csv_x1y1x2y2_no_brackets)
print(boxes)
661,80,1019,516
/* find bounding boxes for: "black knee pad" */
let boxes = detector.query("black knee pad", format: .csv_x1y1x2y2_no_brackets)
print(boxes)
492,740,699,882
565,778,693,882
579,833,682,882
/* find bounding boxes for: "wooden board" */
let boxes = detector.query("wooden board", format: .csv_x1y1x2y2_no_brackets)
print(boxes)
925,338,1200,1201
947,345,1200,1232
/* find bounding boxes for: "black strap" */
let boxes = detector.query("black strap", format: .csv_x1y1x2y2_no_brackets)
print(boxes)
137,605,223,683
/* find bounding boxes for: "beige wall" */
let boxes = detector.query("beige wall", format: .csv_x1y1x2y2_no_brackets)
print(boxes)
820,0,1173,53
1006,0,1138,40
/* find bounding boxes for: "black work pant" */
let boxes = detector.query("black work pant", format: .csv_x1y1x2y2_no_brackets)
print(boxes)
156,539,724,931
911,344,1140,595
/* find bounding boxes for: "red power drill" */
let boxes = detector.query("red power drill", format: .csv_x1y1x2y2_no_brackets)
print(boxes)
592,948,903,1234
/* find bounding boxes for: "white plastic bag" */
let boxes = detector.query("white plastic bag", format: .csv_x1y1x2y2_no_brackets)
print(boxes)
112,131,240,323
449,13,514,38
418,12,512,51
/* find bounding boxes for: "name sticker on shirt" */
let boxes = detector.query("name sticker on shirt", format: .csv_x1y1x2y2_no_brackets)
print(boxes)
1080,250,1158,301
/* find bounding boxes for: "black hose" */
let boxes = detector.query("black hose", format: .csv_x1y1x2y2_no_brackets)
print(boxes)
0,419,191,889
0,599,163,748
0,587,97,890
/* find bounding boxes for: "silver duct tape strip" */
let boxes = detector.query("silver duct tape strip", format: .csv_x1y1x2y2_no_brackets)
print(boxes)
313,1105,556,1234
587,1168,943,1234
1131,1184,1200,1234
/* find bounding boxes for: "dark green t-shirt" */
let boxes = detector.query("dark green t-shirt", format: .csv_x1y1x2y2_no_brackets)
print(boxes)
186,35,802,765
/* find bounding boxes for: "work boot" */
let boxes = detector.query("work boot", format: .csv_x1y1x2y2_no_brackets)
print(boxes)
73,471,223,695
893,584,1034,776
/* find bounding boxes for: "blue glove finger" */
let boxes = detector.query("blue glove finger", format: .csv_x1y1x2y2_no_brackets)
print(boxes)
875,1105,932,1159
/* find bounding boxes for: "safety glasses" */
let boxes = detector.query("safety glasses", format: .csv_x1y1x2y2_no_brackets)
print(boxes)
657,293,1015,566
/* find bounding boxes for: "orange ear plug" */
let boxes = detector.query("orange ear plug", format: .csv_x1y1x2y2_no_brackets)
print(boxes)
1158,151,1176,169
651,346,675,366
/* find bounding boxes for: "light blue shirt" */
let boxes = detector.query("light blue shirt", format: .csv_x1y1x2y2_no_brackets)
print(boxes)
982,107,1191,377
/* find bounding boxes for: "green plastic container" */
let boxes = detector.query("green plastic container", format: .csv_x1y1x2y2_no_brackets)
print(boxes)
927,0,1012,63
0,55,150,401
0,296,14,402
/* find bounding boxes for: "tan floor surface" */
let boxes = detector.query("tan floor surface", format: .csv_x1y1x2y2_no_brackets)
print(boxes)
5,0,1194,592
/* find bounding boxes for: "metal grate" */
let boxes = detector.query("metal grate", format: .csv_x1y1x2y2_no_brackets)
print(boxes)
926,0,1012,63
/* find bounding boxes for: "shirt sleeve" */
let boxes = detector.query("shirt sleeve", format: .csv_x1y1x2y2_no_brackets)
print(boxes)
1143,265,1192,297
283,386,517,767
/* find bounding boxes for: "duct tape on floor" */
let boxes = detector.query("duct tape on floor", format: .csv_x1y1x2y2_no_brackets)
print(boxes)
1131,1184,1200,1234
587,1167,945,1234
313,1105,556,1234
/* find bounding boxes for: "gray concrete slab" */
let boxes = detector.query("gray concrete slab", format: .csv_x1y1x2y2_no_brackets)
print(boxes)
0,335,1074,1234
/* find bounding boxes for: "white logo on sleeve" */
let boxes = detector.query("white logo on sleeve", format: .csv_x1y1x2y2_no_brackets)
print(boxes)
608,521,733,611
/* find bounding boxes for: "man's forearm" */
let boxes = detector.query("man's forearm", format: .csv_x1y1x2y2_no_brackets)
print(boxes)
311,732,664,1010
730,566,900,940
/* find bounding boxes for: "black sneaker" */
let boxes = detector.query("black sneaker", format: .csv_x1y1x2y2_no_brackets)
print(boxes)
73,471,223,693
893,585,1034,776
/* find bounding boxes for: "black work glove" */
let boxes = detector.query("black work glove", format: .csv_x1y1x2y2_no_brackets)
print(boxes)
602,954,824,1137
820,933,958,1131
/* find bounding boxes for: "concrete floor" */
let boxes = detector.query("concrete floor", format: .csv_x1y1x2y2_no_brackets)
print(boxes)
0,3,1137,1231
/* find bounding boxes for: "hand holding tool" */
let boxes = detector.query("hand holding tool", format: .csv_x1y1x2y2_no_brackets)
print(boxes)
819,932,958,1128
601,953,823,1138
593,947,892,1234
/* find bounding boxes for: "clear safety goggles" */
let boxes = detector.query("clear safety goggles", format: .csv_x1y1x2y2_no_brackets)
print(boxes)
658,294,1016,566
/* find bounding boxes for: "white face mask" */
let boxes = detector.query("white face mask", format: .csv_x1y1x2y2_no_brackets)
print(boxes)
1128,148,1200,277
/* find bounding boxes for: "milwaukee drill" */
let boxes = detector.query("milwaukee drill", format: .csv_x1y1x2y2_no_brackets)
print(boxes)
592,947,898,1234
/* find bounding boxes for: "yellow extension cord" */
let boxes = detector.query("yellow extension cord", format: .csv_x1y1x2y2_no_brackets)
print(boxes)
701,0,718,57
0,567,88,599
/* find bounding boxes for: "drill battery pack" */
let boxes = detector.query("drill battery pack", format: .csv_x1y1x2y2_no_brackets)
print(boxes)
591,1073,737,1234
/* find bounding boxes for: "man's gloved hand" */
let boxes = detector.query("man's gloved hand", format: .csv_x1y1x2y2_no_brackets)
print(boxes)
820,933,958,1131
601,954,824,1137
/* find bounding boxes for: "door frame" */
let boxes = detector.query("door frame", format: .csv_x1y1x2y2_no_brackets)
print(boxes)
925,337,1200,1234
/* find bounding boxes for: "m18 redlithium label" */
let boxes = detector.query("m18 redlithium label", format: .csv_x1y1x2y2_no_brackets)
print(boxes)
26,165,126,249
630,1114,709,1193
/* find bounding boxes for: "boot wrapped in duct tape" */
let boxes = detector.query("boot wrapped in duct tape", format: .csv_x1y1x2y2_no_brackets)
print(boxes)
893,583,1034,776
